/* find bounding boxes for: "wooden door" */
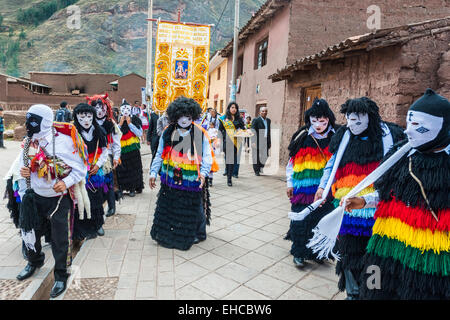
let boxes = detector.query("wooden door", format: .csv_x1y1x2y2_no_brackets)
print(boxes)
301,86,322,125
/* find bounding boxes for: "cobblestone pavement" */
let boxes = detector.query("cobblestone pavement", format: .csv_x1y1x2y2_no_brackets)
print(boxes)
0,140,345,300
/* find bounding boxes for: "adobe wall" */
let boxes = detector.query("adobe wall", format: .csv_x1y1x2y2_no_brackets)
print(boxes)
28,73,119,95
288,0,450,64
280,31,450,164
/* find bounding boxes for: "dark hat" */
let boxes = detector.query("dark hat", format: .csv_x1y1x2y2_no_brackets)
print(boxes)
410,88,450,120
408,88,450,152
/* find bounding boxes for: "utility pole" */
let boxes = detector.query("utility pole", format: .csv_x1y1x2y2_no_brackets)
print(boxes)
229,0,240,102
146,0,153,107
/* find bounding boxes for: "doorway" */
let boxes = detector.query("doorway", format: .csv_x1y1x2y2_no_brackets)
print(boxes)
301,85,322,125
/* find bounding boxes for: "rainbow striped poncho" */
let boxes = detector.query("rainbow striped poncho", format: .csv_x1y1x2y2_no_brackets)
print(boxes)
332,161,379,237
290,141,332,207
120,130,141,154
361,143,449,299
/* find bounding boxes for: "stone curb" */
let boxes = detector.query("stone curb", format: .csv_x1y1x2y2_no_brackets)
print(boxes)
18,255,55,300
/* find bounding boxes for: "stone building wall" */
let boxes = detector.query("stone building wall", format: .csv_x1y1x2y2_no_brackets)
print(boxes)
279,31,450,165
287,0,450,64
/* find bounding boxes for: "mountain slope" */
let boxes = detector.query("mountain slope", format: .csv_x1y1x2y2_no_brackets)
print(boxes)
0,0,264,77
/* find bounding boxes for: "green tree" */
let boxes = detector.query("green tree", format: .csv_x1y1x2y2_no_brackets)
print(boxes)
19,29,26,40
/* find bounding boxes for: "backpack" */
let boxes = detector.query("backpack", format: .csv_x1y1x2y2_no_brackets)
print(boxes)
55,109,66,122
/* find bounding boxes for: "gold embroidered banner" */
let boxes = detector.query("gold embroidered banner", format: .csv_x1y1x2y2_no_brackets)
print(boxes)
152,22,210,115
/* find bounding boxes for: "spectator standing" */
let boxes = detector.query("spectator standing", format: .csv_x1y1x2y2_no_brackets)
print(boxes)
219,102,246,186
147,107,160,164
251,107,271,176
0,107,5,149
245,116,252,153
140,104,150,144
54,101,72,123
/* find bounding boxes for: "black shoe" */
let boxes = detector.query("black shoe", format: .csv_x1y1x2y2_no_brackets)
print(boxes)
17,264,40,281
105,207,116,217
193,237,206,244
85,233,97,240
115,190,124,201
255,172,260,176
97,227,105,236
129,191,136,197
50,280,67,298
293,257,305,268
136,189,143,194
233,174,238,178
227,181,232,187
223,172,227,176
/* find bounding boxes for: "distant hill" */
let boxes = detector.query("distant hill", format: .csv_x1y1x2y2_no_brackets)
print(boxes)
0,0,264,77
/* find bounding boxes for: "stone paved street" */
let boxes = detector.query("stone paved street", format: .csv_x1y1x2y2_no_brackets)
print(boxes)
0,140,344,300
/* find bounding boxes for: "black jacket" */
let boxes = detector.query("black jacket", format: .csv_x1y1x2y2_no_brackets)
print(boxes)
147,112,159,141
251,116,271,151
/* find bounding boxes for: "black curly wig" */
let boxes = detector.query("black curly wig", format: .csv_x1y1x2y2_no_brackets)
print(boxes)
166,96,203,124
304,98,336,128
340,97,382,138
73,103,107,149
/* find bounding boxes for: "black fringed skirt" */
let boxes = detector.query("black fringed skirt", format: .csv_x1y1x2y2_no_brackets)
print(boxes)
116,149,144,192
285,200,335,260
150,184,202,251
73,187,105,241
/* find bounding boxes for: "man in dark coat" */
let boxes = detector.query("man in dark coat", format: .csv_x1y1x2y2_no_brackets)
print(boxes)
251,106,271,176
146,108,160,164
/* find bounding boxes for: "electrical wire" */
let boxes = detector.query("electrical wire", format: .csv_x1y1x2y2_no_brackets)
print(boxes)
211,0,231,41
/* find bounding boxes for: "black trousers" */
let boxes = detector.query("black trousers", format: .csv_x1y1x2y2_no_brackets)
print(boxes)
25,194,71,282
224,144,239,181
252,146,268,174
0,131,4,147
150,135,160,165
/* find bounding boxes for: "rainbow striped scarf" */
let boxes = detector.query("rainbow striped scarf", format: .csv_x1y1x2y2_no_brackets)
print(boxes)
291,145,332,205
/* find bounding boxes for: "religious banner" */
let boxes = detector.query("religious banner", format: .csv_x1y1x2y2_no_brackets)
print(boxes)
153,22,210,114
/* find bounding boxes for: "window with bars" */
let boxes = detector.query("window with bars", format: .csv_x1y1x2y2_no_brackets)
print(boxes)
255,37,268,69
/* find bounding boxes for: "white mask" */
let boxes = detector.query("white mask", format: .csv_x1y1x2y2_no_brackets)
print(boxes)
178,116,192,128
310,116,329,134
95,103,107,120
121,105,132,117
77,112,93,130
346,113,369,135
404,110,443,149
